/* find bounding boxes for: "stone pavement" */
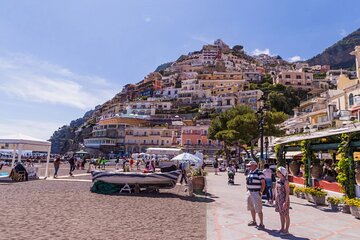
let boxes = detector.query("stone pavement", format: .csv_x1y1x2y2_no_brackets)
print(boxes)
206,172,360,240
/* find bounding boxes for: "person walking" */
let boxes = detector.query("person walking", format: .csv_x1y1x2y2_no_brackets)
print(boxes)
262,163,274,205
213,159,219,175
274,166,290,235
246,160,266,229
179,161,188,185
130,158,134,171
100,157,106,170
115,157,120,170
53,157,61,178
81,157,87,170
69,156,75,177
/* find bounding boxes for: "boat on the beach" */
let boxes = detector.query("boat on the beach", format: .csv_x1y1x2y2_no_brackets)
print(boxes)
91,170,181,188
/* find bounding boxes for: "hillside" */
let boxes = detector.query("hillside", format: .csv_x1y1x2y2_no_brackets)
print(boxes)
307,28,360,69
48,39,294,154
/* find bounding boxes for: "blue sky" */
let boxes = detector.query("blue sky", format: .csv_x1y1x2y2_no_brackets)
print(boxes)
0,0,359,140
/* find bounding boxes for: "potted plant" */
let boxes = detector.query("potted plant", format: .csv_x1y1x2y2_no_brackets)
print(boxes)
311,159,323,179
294,187,306,199
289,160,301,176
327,196,341,211
339,197,351,214
189,168,207,194
289,183,296,195
346,198,360,219
303,187,327,205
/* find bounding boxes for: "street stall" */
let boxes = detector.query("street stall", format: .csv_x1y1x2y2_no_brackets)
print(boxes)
273,125,360,198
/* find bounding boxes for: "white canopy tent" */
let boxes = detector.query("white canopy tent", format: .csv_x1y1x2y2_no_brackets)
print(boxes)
0,134,52,178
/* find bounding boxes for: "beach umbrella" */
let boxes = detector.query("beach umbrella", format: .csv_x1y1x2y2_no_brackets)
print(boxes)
76,150,88,154
171,153,201,164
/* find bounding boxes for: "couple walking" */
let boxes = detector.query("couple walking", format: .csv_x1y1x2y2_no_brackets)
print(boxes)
246,160,290,235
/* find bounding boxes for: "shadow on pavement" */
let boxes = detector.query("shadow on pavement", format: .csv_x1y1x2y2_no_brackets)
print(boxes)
101,192,216,203
261,228,310,240
204,192,219,199
290,201,328,210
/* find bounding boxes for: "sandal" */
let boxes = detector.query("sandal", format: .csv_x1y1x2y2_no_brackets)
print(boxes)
247,221,257,226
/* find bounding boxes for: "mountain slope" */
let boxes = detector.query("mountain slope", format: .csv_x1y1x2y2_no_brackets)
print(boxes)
307,28,360,69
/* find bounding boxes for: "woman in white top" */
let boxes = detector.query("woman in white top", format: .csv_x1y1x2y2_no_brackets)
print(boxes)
262,163,274,204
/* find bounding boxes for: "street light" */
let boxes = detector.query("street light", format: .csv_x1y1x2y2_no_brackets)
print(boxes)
264,136,269,162
257,93,269,162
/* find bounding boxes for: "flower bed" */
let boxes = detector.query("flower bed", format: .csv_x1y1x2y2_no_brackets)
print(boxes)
303,187,327,205
345,198,360,219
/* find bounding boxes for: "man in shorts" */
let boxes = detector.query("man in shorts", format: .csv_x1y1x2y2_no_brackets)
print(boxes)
246,160,266,229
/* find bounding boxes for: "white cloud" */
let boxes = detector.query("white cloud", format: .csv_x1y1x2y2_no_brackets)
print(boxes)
145,17,151,23
288,56,303,62
0,119,63,140
252,48,271,56
340,29,347,37
0,53,117,110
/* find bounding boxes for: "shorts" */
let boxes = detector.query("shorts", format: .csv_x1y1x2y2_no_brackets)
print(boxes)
247,191,263,213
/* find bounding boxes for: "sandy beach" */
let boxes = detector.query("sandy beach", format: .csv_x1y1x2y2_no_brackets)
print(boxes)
0,166,206,240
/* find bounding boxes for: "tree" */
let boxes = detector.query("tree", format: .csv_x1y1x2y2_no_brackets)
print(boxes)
232,45,244,52
208,105,287,162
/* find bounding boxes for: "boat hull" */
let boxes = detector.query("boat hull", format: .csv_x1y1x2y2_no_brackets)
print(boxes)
91,170,180,188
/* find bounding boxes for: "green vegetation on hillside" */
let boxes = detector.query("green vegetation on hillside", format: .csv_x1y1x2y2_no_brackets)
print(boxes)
307,28,360,69
249,82,308,115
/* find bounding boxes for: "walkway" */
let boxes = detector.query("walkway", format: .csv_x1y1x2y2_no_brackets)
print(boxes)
206,172,359,240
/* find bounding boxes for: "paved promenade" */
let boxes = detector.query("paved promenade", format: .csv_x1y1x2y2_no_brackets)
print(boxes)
206,172,359,240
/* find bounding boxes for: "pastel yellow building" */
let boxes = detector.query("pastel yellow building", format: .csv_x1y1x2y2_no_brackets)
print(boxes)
125,126,181,153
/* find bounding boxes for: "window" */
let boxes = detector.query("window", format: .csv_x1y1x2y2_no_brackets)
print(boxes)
226,99,231,105
349,93,354,106
296,75,302,79
285,75,291,79
197,140,201,145
186,139,191,145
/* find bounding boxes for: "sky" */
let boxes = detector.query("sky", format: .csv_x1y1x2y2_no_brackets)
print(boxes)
0,0,359,140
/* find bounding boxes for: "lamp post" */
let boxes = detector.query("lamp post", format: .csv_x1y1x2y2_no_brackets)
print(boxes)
264,136,269,162
257,94,268,162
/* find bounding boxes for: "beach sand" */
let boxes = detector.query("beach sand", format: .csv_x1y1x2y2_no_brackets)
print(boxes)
0,176,206,240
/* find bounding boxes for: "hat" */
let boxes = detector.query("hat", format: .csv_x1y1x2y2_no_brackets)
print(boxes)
278,166,287,177
246,160,257,167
